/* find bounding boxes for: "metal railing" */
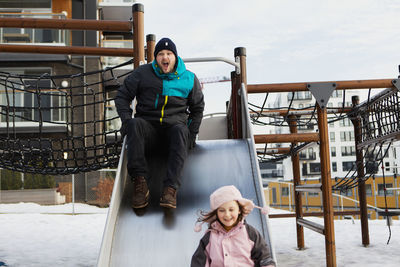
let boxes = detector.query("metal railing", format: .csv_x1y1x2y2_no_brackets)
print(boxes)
0,13,68,45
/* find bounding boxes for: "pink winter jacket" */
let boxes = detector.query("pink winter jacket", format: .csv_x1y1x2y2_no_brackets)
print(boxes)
191,221,276,267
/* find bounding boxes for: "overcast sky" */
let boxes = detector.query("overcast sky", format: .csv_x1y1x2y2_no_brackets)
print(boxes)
137,0,400,113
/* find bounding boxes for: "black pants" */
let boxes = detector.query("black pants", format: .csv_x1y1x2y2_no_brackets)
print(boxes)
126,117,190,189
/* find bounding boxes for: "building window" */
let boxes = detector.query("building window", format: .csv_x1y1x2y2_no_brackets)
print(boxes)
0,0,51,9
332,90,343,98
340,131,354,142
384,149,390,158
385,162,390,171
332,162,337,172
302,163,308,176
272,188,277,203
309,163,321,173
342,161,356,171
287,91,312,101
340,189,353,197
330,132,335,142
338,101,352,107
340,118,352,127
378,184,393,196
282,187,289,196
341,146,356,156
0,68,67,124
365,184,372,196
331,147,336,157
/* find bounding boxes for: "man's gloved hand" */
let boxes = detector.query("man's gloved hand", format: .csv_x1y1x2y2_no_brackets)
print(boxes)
189,133,197,150
120,119,129,138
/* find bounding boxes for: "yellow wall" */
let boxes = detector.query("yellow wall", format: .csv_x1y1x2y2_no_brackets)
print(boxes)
266,176,400,220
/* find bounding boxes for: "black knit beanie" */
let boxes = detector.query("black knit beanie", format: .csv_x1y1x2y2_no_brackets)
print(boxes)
154,38,178,59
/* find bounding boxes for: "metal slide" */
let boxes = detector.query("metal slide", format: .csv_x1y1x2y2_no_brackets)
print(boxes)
97,85,276,266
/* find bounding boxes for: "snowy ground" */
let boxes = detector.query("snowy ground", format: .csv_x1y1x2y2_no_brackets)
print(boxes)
0,203,399,267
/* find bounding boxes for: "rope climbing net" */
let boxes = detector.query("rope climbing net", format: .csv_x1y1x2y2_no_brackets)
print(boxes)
0,60,134,175
248,85,400,191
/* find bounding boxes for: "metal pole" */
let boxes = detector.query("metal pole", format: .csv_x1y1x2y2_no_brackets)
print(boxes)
132,3,145,68
395,175,399,218
351,95,370,246
72,173,75,215
288,115,305,249
373,177,377,219
317,104,336,267
288,183,292,212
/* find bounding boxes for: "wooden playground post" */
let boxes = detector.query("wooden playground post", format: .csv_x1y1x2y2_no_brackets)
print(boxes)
288,115,305,250
230,47,247,139
132,3,145,68
317,104,337,267
146,34,156,63
235,47,247,87
351,95,370,247
229,71,240,138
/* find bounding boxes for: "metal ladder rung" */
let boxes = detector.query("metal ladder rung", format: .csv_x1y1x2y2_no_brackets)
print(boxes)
297,218,325,235
295,183,322,192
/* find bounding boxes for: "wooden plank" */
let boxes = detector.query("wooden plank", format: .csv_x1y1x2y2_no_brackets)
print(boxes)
254,133,319,144
269,210,361,218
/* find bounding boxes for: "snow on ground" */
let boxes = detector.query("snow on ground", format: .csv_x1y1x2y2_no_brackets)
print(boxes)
0,203,399,267
269,214,400,267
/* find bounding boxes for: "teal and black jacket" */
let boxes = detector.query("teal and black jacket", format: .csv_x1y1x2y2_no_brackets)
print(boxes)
115,57,204,135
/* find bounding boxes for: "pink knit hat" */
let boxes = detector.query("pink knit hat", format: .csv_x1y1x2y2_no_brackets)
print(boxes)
210,185,254,211
194,185,269,232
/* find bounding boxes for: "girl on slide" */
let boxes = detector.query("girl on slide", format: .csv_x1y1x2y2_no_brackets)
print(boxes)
191,185,276,267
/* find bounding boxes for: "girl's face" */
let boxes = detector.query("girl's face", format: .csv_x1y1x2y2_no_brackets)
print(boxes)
217,200,241,231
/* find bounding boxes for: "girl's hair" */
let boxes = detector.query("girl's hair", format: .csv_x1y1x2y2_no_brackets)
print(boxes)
197,201,245,227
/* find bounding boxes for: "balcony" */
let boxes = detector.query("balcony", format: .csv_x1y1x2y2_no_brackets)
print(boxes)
299,152,316,160
261,170,284,178
0,13,69,45
298,124,315,130
287,91,312,101
98,0,135,21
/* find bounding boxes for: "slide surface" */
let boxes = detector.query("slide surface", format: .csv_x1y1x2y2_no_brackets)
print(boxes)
99,139,273,266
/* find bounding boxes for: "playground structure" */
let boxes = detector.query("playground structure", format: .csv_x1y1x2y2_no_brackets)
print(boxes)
1,3,400,267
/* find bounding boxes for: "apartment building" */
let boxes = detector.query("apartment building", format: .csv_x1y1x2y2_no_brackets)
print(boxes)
0,0,106,202
262,88,400,218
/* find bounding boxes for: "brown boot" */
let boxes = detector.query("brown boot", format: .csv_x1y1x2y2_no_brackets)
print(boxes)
160,186,177,209
131,176,149,209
